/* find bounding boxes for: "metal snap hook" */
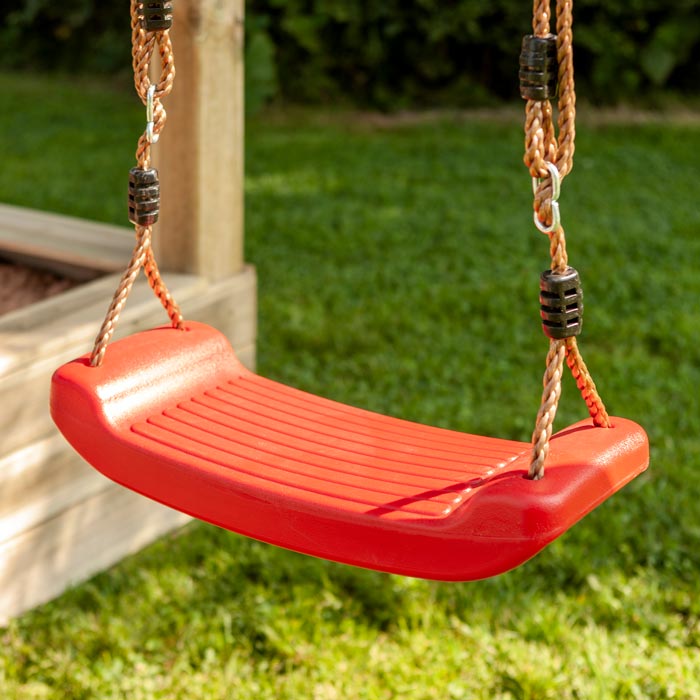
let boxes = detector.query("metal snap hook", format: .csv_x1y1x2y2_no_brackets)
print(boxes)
532,161,560,233
146,85,159,144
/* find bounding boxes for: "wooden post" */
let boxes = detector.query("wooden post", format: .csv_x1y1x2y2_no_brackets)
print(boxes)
0,0,258,623
155,0,245,280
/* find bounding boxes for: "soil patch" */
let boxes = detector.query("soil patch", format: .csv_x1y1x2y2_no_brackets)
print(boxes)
0,259,78,316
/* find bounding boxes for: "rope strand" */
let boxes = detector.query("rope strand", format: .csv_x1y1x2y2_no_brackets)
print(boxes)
143,247,184,329
90,226,152,367
565,338,611,427
90,1,182,367
529,340,566,480
525,0,610,478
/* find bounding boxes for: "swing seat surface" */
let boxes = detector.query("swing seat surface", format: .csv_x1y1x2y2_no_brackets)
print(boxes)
50,322,648,580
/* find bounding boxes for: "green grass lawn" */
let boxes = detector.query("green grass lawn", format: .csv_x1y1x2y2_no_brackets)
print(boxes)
1,72,700,699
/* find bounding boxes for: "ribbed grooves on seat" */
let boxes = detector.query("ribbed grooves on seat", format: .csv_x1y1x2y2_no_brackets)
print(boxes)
179,402,471,481
132,373,529,520
138,420,454,517
231,375,524,457
198,390,500,469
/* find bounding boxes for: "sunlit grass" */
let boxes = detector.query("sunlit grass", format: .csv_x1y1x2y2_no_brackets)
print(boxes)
1,72,699,699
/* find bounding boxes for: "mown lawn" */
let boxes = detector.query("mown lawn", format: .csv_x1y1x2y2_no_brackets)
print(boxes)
1,72,699,699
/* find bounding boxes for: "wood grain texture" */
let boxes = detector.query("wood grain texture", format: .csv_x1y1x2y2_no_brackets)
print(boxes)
1,266,256,621
0,481,191,625
0,267,257,458
155,0,245,279
0,203,133,280
0,434,107,546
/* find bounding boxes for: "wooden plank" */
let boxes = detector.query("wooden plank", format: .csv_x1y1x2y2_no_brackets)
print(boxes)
0,483,191,625
0,203,133,280
155,0,245,279
0,335,251,547
0,434,108,546
0,343,257,621
0,266,256,373
0,267,257,459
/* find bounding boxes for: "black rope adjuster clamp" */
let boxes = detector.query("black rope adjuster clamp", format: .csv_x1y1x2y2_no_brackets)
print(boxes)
539,266,583,339
520,34,558,101
139,1,174,31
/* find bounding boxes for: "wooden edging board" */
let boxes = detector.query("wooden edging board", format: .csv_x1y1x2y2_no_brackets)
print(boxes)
0,203,135,280
0,260,257,623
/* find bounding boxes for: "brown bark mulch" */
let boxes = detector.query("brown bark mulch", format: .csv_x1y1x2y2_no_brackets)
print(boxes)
0,260,78,316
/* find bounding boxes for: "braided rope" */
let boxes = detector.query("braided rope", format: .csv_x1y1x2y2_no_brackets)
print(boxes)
143,247,184,329
90,1,182,366
530,339,566,480
90,226,152,367
533,0,552,37
525,0,610,478
565,338,610,427
554,1,576,178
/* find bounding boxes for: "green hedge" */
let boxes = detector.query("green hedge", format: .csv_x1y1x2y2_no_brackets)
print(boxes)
250,0,700,107
1,0,699,109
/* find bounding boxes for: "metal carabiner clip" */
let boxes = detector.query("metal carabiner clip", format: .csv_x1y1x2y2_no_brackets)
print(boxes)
146,85,159,144
532,161,561,234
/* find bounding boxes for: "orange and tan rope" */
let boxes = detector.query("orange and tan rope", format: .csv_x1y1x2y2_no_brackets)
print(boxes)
89,1,605,482
90,1,182,367
525,0,610,479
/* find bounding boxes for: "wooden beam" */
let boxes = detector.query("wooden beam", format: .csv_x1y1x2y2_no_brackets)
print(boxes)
0,203,134,280
0,478,192,625
0,434,106,547
155,0,245,279
0,264,256,622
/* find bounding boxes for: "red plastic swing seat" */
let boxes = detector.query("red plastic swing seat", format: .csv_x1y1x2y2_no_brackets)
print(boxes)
50,322,648,580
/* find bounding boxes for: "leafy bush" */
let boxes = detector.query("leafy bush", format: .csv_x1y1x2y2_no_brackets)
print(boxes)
0,0,128,75
574,0,700,96
245,14,279,115
250,0,700,106
0,0,277,113
1,0,698,108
